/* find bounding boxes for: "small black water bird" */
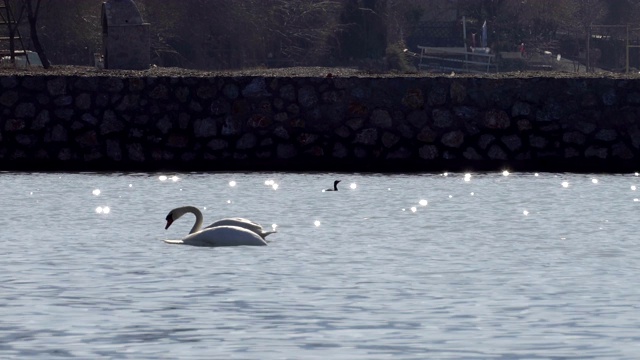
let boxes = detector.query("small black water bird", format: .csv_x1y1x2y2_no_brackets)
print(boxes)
324,180,341,192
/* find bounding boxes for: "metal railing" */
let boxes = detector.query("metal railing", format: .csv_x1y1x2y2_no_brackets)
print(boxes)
417,46,497,74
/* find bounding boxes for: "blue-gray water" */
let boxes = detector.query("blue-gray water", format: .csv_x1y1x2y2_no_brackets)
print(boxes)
1,171,639,359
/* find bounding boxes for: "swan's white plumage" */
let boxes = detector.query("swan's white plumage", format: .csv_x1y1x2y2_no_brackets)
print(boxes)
165,206,275,238
164,225,267,247
164,206,273,247
205,217,275,238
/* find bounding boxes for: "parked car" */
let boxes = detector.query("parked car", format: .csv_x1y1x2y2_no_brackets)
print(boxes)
1,50,43,67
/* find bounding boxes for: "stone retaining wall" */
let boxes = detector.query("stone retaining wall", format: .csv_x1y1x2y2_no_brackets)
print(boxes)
1,74,639,172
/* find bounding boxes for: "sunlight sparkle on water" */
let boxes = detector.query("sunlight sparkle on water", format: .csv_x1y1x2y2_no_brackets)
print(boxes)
502,170,510,176
95,206,110,214
92,189,101,196
171,176,180,182
535,173,539,176
350,183,357,189
229,181,237,187
226,200,232,204
272,183,279,190
592,178,598,184
419,199,428,206
158,175,168,181
631,185,637,191
314,220,321,227
265,180,274,186
272,224,277,231
562,181,570,188
464,173,472,182
523,210,529,216
410,206,417,213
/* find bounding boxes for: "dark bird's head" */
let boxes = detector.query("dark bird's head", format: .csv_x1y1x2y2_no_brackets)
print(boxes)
165,211,175,230
323,180,342,192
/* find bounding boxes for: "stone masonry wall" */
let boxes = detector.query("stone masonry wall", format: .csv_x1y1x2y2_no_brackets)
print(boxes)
1,74,639,172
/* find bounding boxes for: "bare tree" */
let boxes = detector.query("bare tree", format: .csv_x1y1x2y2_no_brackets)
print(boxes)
135,0,194,67
2,0,25,64
8,0,617,71
34,0,101,65
568,0,608,72
22,0,50,68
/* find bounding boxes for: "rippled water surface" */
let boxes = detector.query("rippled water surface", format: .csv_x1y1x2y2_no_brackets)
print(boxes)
1,171,640,359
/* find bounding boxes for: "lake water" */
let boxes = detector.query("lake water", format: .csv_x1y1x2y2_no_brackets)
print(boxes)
1,171,639,359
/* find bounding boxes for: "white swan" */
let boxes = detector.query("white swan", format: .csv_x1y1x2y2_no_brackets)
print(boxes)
164,206,275,238
324,180,341,192
164,225,267,247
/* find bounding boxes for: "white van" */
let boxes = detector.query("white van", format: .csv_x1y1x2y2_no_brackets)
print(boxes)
1,50,43,67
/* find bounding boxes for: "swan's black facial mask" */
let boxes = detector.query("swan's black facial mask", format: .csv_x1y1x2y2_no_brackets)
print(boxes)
165,214,174,229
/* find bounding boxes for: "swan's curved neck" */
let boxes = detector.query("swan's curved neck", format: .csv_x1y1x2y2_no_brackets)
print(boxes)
182,206,203,234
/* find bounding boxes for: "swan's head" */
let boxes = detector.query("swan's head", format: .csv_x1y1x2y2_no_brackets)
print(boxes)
165,211,175,229
165,207,187,230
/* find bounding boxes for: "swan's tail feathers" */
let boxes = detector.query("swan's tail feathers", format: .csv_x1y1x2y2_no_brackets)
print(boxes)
260,230,277,239
164,239,185,245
